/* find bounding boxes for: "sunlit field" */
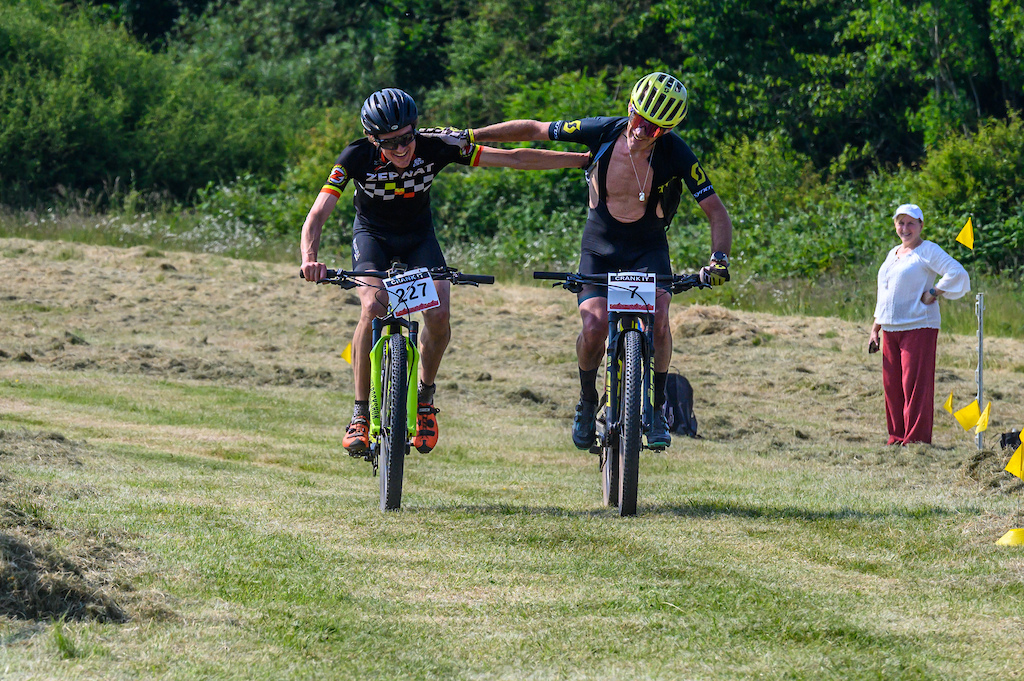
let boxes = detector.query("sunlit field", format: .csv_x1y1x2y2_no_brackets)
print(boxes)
1,238,1023,679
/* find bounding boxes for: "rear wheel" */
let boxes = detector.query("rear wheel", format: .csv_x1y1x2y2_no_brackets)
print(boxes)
379,333,408,511
617,330,643,517
599,407,618,507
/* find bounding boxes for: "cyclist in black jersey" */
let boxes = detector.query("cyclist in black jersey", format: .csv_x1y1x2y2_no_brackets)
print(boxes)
446,73,733,451
299,88,589,456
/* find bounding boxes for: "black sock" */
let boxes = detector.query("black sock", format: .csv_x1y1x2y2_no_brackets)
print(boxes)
418,381,436,405
353,400,369,420
579,367,599,403
654,371,668,409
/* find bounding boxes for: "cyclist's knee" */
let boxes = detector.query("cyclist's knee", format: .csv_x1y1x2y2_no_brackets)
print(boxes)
580,317,607,345
422,304,450,327
360,298,387,320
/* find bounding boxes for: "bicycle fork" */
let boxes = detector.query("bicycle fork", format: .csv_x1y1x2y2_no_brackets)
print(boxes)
600,313,656,452
368,317,420,442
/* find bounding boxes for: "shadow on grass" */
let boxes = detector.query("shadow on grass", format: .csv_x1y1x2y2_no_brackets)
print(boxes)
419,500,958,521
647,500,958,521
0,533,128,623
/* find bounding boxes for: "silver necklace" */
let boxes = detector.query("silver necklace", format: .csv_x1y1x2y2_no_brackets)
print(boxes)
627,144,652,202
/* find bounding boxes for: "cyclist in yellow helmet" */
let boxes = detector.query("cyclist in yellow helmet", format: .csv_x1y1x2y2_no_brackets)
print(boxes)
424,72,732,451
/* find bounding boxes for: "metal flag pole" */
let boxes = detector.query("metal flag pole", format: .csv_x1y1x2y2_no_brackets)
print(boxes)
975,292,984,450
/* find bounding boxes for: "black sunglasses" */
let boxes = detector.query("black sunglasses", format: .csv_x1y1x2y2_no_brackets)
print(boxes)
375,130,416,150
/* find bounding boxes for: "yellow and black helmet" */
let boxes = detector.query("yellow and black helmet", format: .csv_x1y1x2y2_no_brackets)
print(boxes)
629,72,688,129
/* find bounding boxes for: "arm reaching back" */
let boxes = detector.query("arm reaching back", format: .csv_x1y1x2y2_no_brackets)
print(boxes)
471,120,551,143
476,146,589,170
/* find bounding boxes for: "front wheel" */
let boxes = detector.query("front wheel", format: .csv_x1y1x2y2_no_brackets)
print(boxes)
617,330,643,517
379,333,408,511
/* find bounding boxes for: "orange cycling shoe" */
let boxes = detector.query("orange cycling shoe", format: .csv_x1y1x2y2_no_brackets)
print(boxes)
413,404,440,453
343,416,370,454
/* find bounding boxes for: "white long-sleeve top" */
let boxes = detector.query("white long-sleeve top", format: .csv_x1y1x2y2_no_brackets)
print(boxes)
873,240,970,331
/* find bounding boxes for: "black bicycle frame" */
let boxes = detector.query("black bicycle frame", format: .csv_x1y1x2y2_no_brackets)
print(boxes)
602,311,656,450
371,315,418,351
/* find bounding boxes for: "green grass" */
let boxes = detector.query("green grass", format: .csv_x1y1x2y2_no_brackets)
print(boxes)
0,206,298,263
1,220,1023,678
1,362,1023,679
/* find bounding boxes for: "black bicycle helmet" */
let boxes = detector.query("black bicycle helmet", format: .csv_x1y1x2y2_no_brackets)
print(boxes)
360,88,418,136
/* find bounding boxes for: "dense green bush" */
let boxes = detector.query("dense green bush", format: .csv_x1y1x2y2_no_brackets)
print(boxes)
911,114,1024,272
0,0,296,205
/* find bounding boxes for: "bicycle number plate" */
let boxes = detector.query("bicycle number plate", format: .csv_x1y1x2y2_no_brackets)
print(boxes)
384,267,440,317
607,272,656,313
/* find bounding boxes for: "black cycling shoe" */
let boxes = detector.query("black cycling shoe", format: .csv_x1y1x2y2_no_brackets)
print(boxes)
647,408,672,449
572,398,598,450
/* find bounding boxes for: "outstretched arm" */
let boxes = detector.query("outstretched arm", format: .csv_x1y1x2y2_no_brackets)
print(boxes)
471,120,551,143
476,146,589,170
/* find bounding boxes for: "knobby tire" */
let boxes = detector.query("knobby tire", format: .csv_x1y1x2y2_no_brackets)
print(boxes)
618,330,643,517
380,333,408,511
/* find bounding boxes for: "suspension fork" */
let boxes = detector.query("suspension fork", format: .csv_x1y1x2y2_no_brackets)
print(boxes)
604,312,656,441
368,316,420,438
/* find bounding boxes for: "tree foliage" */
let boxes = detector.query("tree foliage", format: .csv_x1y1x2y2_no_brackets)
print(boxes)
0,0,295,204
2,0,1023,275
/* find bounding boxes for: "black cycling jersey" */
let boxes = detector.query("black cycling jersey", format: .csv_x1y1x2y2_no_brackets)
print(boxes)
549,116,715,205
319,134,481,235
548,116,716,263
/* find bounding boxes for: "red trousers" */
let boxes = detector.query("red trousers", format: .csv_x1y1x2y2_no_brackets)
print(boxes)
882,327,939,445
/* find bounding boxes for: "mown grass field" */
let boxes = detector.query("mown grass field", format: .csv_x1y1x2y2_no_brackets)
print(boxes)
1,238,1023,680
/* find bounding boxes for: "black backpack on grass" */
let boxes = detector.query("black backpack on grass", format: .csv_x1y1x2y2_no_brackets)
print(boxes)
662,372,699,438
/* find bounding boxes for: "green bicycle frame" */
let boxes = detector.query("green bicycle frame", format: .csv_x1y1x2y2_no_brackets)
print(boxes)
368,323,420,439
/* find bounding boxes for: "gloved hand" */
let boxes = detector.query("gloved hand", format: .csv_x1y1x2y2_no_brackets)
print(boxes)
699,251,730,286
418,126,474,151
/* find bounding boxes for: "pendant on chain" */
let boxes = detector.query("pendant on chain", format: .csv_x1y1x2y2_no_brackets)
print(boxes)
639,191,646,202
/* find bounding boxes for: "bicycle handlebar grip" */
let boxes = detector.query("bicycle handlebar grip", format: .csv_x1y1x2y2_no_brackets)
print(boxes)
297,268,340,280
457,274,495,285
533,271,570,280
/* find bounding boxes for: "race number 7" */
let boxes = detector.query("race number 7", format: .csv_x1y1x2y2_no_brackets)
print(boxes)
607,272,656,313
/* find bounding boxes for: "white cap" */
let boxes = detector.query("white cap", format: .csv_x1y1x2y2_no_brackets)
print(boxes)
892,203,923,221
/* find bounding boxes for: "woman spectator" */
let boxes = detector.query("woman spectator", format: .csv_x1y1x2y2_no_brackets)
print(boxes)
869,204,970,445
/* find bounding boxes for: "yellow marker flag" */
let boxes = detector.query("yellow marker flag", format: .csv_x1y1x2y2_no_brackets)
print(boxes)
340,343,352,365
1006,443,1024,481
955,217,974,250
942,391,954,414
975,401,991,433
953,400,981,430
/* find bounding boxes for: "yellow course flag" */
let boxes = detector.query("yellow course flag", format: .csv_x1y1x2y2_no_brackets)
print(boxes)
956,216,974,250
942,391,954,414
953,400,981,430
340,343,353,365
975,401,991,433
1006,443,1024,481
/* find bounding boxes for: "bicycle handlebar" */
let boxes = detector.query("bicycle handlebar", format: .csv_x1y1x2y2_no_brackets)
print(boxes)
533,271,708,294
299,266,495,286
